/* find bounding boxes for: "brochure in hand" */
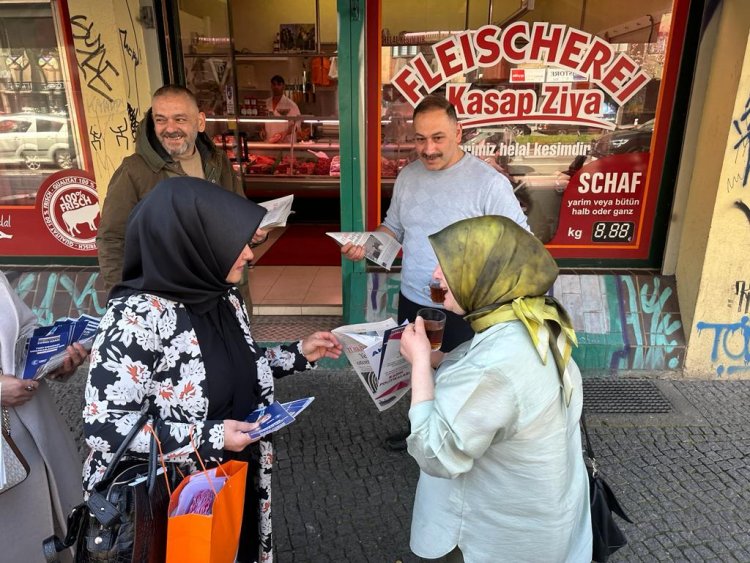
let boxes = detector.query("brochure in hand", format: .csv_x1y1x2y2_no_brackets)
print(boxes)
244,397,315,439
258,194,294,229
18,314,100,380
326,231,402,270
332,319,411,411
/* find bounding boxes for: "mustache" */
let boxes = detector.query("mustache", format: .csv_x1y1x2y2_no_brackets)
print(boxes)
161,131,185,139
421,152,442,160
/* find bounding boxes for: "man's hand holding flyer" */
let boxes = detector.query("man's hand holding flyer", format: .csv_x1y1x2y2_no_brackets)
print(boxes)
326,231,402,270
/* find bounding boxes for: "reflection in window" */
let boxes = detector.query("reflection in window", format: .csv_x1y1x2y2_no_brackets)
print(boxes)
379,0,675,243
0,3,79,206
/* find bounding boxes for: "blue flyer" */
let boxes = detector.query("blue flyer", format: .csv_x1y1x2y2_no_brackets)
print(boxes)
245,401,296,439
281,397,315,418
20,315,101,379
244,396,315,439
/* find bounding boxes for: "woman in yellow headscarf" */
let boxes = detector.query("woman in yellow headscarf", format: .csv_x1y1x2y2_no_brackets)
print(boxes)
400,215,592,563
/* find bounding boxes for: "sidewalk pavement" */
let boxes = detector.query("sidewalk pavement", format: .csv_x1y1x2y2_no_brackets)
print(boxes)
269,370,750,562
49,367,750,562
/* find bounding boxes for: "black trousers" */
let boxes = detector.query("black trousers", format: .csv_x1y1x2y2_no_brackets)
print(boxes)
397,292,473,352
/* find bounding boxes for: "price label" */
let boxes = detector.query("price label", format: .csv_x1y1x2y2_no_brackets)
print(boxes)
591,221,634,242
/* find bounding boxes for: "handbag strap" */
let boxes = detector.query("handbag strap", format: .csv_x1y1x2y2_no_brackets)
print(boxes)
100,410,150,484
579,409,599,476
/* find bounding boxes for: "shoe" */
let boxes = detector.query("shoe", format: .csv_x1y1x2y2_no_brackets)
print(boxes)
385,430,410,451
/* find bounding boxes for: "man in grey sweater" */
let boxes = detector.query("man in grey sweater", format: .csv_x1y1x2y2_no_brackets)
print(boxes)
342,94,530,448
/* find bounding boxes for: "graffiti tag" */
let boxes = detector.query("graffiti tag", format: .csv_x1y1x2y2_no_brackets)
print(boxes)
696,316,750,376
70,14,121,102
731,92,750,188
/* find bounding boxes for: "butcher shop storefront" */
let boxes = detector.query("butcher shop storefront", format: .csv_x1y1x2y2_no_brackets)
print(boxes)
0,1,96,262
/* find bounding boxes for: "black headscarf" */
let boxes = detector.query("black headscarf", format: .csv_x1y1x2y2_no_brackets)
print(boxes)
112,176,266,309
111,176,267,421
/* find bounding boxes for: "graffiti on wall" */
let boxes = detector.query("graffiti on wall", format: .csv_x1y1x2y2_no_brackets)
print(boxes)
69,0,147,184
619,276,683,370
695,316,750,376
731,92,750,188
12,271,107,325
735,280,750,314
366,272,685,371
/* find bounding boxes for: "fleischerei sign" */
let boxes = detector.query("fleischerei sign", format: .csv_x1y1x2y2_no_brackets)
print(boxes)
391,22,651,129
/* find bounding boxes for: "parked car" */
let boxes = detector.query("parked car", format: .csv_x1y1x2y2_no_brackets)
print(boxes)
591,119,655,157
0,113,73,170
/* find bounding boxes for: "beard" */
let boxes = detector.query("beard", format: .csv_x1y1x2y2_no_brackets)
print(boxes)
159,131,196,157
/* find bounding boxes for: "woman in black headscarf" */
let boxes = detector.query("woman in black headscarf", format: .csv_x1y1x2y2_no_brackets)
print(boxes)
400,215,591,563
83,177,341,562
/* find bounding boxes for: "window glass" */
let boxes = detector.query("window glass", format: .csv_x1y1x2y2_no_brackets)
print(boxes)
0,3,80,205
380,0,676,258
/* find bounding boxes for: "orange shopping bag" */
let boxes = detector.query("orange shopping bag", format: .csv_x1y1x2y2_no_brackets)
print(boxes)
166,459,248,563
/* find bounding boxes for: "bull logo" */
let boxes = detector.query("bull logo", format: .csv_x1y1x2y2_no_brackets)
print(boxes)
62,203,99,235
40,171,99,252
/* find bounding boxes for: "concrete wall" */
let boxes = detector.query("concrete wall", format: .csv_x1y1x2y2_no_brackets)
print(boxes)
366,271,686,371
680,1,750,377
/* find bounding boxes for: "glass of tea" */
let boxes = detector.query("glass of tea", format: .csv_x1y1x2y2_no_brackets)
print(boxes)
416,308,447,351
428,279,447,304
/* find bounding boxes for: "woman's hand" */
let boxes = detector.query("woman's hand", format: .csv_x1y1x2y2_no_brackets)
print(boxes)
223,419,261,452
401,317,436,405
251,228,269,247
47,342,88,382
400,317,432,367
300,332,343,363
0,374,39,407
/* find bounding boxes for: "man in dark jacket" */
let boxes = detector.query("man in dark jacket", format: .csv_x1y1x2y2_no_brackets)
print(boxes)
97,85,264,310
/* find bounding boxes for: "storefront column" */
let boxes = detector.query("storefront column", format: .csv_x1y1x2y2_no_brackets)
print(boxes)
338,0,367,323
64,0,159,196
678,0,750,377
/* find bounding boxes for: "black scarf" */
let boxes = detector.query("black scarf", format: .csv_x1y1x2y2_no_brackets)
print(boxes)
111,177,267,420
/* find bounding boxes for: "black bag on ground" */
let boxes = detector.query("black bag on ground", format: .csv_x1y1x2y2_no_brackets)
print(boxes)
43,413,181,563
581,412,633,563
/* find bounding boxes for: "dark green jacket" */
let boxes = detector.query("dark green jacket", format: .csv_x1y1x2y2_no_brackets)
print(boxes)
96,110,245,291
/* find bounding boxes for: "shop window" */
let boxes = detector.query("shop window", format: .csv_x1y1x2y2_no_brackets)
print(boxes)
0,3,81,206
374,0,682,262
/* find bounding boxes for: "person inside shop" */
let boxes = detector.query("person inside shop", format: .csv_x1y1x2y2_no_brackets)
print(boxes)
263,74,300,143
84,176,342,563
0,271,88,563
400,215,591,563
96,84,267,312
340,94,530,450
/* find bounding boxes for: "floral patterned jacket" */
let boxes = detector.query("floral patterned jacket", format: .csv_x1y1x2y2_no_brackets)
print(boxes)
82,289,312,491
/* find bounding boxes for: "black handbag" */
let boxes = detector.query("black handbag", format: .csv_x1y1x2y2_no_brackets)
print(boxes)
43,412,181,563
581,411,633,563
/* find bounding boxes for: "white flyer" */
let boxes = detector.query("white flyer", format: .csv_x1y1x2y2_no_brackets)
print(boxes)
326,231,402,270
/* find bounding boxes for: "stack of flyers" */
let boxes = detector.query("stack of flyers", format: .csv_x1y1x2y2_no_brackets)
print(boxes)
19,314,100,380
244,397,315,439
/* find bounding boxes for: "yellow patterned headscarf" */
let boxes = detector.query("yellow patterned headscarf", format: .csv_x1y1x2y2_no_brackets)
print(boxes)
428,216,578,405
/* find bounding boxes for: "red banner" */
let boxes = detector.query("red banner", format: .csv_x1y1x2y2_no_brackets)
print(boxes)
548,152,653,259
0,169,98,256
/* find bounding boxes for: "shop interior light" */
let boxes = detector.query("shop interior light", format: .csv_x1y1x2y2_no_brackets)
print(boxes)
237,118,282,123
